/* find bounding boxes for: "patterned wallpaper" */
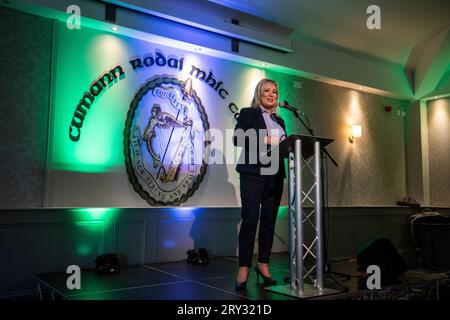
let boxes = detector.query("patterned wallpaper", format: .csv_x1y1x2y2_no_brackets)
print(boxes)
0,7,52,208
266,70,409,206
427,98,450,207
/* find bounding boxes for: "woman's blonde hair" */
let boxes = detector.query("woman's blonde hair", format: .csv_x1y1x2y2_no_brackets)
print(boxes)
250,78,279,109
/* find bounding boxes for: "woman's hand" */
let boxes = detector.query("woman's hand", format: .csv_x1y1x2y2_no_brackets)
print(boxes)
264,136,280,146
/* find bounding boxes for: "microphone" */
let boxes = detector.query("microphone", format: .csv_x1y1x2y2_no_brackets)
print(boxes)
278,101,304,115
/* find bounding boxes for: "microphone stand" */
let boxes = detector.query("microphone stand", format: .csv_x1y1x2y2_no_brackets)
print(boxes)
288,108,338,168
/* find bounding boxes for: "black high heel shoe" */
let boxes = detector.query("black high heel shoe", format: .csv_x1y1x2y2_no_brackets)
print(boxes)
254,265,277,285
235,280,247,291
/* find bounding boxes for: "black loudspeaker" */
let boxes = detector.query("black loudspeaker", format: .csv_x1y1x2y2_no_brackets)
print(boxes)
357,238,408,286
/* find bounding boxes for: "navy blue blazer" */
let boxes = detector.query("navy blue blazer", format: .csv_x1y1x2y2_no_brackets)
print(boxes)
232,107,287,177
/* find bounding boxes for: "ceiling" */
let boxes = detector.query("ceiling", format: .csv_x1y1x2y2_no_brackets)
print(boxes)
6,0,448,98
207,0,450,65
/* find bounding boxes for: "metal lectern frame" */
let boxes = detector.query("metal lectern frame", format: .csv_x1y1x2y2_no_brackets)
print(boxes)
268,135,338,299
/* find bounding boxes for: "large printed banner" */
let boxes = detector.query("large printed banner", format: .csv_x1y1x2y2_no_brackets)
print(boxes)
48,22,265,207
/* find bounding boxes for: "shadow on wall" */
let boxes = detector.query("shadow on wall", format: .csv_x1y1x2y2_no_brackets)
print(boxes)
188,208,239,258
337,145,353,205
187,148,239,207
188,149,240,257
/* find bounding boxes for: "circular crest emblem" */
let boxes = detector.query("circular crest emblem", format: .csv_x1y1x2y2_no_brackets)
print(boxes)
124,76,210,205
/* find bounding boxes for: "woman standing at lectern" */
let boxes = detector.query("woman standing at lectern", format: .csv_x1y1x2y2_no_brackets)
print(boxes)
232,79,287,291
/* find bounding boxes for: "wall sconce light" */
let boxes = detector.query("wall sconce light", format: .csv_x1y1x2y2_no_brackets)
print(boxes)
349,125,362,143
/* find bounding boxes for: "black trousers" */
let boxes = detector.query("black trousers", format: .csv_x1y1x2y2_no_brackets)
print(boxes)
238,172,284,267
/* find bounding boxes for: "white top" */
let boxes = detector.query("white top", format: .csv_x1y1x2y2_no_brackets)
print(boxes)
260,107,286,142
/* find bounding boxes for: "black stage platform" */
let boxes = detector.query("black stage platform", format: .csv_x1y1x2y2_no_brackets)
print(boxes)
34,253,449,300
